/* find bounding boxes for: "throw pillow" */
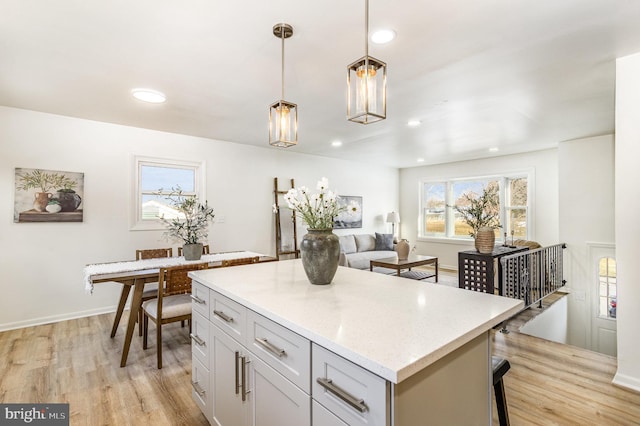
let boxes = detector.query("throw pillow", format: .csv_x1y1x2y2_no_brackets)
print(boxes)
339,235,357,254
374,232,394,251
354,234,376,252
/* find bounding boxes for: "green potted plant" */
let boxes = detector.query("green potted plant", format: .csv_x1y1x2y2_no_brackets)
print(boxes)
158,187,215,260
452,184,501,253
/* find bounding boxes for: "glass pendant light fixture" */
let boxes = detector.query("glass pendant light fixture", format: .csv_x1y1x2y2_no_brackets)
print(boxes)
347,0,387,124
269,23,298,147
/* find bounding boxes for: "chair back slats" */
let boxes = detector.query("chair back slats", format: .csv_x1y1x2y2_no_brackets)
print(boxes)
221,256,260,267
136,248,173,260
177,244,210,257
159,263,209,297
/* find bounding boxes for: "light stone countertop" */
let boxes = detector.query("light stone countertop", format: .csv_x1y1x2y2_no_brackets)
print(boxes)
190,258,524,384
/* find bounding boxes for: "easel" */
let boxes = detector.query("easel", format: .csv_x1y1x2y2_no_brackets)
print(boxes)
273,177,300,260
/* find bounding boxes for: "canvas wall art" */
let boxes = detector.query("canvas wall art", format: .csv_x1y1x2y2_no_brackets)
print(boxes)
334,195,362,229
14,168,84,223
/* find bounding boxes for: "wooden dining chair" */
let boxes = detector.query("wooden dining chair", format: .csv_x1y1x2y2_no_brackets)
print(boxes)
142,262,209,369
177,244,210,256
221,256,260,267
110,248,173,338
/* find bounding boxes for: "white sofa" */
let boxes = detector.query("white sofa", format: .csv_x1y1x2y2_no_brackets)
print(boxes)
338,233,397,269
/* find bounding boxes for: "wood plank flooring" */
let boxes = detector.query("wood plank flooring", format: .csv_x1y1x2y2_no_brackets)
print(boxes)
1,309,639,425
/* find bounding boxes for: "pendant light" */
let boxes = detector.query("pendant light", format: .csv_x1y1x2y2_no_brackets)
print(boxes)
269,23,298,147
347,0,387,124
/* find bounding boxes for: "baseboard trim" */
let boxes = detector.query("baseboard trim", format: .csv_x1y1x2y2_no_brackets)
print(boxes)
0,306,123,333
613,371,640,393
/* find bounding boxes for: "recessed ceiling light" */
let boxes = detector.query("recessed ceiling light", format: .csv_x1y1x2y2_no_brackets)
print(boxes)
417,158,425,163
407,120,421,127
371,29,396,44
131,88,166,103
489,147,499,152
332,140,343,147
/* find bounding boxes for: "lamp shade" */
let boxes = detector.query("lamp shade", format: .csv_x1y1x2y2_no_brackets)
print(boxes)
386,211,400,223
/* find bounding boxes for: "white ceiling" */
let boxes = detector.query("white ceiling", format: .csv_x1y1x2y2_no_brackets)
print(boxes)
2,0,640,168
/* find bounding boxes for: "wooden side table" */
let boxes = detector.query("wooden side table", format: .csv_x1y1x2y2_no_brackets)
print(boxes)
458,246,528,295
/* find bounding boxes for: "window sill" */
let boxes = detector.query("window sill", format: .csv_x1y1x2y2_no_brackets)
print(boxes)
417,236,507,246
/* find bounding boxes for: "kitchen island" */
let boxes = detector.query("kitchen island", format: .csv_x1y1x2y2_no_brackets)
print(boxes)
189,259,523,425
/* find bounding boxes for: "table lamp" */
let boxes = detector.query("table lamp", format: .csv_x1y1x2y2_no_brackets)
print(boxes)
386,211,400,240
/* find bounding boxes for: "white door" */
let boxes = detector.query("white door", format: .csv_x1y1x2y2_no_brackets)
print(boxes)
211,324,248,426
589,244,617,356
248,355,310,426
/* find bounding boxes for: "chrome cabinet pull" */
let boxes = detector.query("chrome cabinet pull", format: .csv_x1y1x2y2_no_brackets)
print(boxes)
241,355,251,402
316,378,368,413
189,333,205,347
190,294,206,304
235,351,241,395
213,310,234,323
191,381,205,397
254,337,286,358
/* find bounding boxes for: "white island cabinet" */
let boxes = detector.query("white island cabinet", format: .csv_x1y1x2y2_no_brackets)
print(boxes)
189,259,523,426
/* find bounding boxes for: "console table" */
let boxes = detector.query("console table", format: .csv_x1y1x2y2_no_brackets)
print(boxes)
458,246,528,295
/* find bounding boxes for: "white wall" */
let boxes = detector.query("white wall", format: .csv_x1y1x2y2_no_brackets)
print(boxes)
558,134,615,350
398,149,559,269
520,295,568,344
0,106,398,330
614,52,640,392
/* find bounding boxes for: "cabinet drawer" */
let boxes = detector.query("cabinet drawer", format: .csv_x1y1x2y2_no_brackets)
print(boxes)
247,310,311,393
191,311,210,366
192,355,212,424
210,290,246,345
312,400,348,426
312,344,390,426
191,280,210,320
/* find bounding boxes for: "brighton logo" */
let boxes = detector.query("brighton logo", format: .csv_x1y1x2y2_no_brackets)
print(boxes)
0,404,69,425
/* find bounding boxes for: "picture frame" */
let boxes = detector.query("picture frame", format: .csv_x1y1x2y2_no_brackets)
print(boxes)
14,168,84,223
334,195,362,229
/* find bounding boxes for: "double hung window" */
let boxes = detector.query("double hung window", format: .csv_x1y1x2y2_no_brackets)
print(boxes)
131,156,204,230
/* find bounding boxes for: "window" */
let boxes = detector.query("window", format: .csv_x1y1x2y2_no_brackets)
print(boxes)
131,156,204,230
420,174,530,241
598,257,617,319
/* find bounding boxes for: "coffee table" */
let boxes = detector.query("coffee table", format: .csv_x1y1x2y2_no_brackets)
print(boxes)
370,254,438,282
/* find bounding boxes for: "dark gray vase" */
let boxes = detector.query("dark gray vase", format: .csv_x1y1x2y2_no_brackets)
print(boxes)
182,243,203,261
300,229,340,285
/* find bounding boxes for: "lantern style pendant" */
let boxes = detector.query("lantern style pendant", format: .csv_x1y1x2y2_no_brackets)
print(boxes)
347,0,387,124
269,23,298,147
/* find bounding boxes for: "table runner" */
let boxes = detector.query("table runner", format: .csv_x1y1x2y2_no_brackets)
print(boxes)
84,251,264,293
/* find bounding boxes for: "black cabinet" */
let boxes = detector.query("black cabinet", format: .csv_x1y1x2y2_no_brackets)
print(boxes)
458,246,528,295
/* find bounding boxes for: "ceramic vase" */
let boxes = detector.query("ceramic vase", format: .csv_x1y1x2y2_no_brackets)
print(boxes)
475,227,496,254
300,229,340,285
56,190,82,212
182,243,203,261
33,192,52,212
396,239,410,260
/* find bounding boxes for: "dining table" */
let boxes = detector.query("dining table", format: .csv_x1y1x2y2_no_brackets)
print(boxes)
83,251,276,367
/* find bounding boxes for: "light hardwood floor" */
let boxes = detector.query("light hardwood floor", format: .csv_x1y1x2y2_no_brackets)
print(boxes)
1,309,639,425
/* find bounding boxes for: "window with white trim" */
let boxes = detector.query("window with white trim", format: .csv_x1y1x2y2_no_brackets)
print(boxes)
420,174,530,241
131,156,204,230
598,257,617,319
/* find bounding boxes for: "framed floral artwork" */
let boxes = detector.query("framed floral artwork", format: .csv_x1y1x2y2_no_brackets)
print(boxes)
334,195,362,229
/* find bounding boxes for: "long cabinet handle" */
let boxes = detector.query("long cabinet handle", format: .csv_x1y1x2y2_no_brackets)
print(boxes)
189,333,206,347
241,355,251,402
316,378,368,413
213,310,234,323
190,295,206,304
191,381,205,397
254,337,286,358
235,351,241,395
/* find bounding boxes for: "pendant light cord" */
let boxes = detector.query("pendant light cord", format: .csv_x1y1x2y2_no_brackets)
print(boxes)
281,26,285,101
364,0,369,58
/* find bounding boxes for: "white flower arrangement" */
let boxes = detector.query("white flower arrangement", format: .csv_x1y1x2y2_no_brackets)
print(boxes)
282,177,352,230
